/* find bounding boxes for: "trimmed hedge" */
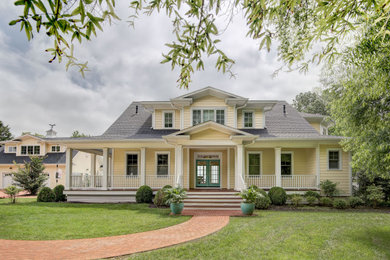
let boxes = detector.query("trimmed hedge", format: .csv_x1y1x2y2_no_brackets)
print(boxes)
255,196,271,209
268,187,287,205
53,185,66,202
136,185,153,203
37,187,55,202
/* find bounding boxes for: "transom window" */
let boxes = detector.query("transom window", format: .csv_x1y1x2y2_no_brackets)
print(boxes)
8,146,17,153
281,153,292,175
192,109,225,126
163,111,174,128
248,153,261,176
328,150,341,170
126,154,138,176
21,145,40,155
156,153,169,176
51,145,61,152
244,111,254,128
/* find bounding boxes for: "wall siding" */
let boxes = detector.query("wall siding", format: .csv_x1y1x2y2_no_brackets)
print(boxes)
154,109,180,129
191,129,230,140
237,109,264,129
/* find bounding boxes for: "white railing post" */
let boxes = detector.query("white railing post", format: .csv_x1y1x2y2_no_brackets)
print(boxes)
65,148,73,190
140,147,146,186
102,148,109,190
275,147,282,187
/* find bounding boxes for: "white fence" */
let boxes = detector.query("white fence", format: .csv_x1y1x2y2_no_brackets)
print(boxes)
245,174,317,189
245,175,276,188
146,175,175,188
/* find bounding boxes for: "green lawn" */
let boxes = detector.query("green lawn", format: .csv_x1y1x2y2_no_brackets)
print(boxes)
129,210,390,260
0,198,190,240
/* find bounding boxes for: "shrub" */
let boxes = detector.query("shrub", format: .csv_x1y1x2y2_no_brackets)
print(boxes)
320,180,339,197
366,185,385,208
153,189,169,207
162,185,172,190
136,185,153,203
319,197,333,207
348,196,364,208
37,187,55,202
255,196,271,209
306,196,318,206
53,185,66,202
248,185,267,197
238,187,262,203
290,195,303,207
268,187,287,205
4,185,22,204
333,199,348,209
304,190,320,199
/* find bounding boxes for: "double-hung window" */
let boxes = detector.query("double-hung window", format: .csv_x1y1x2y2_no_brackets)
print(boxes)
8,146,16,153
192,109,225,126
248,153,261,176
243,111,254,128
328,150,341,170
156,153,169,176
51,145,61,152
163,111,174,128
21,145,40,155
281,153,292,175
126,154,138,176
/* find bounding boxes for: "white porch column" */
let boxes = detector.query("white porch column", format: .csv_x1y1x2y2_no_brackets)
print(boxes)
65,148,73,190
316,144,320,187
102,148,109,190
140,147,146,186
235,144,245,190
175,145,183,187
275,147,282,187
90,154,96,176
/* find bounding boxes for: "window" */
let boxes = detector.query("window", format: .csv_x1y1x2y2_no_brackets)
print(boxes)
192,108,226,126
248,153,261,175
281,153,292,175
51,145,61,152
21,145,40,155
244,111,254,128
163,112,173,128
126,154,138,176
8,146,16,153
156,153,169,176
328,150,341,170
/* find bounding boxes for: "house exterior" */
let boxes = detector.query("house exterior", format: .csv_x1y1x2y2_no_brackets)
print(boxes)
0,133,101,189
56,87,351,203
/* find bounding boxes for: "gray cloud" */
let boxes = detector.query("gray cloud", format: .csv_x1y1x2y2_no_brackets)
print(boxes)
0,2,320,137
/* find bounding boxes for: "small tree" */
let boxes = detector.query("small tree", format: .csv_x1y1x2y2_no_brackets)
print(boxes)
12,157,48,195
320,180,339,197
366,185,385,208
4,185,22,203
0,121,12,141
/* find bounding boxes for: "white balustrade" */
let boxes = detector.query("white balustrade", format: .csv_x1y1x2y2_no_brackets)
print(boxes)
145,175,175,188
281,175,317,189
245,175,276,188
111,175,140,188
71,174,103,189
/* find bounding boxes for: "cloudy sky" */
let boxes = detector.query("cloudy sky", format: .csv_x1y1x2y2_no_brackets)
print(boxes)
0,1,321,137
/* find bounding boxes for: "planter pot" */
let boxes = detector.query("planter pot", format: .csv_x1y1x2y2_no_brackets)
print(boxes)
241,202,255,215
170,202,184,215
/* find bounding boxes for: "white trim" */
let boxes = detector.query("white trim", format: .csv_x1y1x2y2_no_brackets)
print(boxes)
125,151,140,176
180,108,184,129
262,109,266,128
152,110,155,129
227,148,230,189
234,105,237,128
193,152,223,189
327,148,342,171
246,151,263,176
281,151,294,175
50,145,61,153
162,110,175,129
155,151,171,176
186,148,190,189
7,146,17,153
190,107,227,126
242,110,255,128
111,149,114,187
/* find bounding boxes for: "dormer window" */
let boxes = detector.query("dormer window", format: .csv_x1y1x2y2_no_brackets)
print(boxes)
51,145,61,152
8,146,16,153
21,145,40,155
243,111,254,128
192,109,225,126
163,111,174,128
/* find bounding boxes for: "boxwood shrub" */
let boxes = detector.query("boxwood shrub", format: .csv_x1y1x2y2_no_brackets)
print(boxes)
348,196,364,208
304,190,320,199
268,187,287,205
37,187,55,202
255,196,271,209
136,185,153,203
333,199,349,209
53,185,66,202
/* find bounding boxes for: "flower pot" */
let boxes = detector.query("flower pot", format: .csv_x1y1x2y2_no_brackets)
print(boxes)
170,202,184,215
241,202,255,215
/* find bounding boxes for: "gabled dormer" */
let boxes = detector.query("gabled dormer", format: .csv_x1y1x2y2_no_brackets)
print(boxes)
142,87,277,131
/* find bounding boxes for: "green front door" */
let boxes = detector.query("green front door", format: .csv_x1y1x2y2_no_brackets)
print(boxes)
196,159,220,187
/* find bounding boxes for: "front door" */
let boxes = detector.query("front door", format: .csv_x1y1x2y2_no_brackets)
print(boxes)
196,159,220,187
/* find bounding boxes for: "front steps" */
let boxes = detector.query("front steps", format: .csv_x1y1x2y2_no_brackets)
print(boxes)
184,191,242,210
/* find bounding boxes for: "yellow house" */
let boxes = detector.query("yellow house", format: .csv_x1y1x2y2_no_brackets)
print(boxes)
56,87,351,205
0,133,101,189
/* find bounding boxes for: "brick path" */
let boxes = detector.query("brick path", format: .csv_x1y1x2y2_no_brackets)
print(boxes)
0,215,229,260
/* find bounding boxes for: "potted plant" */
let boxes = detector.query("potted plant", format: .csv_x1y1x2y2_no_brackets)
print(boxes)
165,186,187,215
237,187,262,215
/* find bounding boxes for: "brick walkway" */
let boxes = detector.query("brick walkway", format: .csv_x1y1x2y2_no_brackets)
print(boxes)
0,215,229,260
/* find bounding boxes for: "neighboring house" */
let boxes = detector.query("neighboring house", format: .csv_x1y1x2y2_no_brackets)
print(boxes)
56,87,351,203
0,129,102,189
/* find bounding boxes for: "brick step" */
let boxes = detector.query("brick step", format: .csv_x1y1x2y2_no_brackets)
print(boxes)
186,195,240,199
186,192,238,196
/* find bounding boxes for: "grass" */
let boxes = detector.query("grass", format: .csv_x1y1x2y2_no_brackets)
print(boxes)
128,210,390,260
0,198,190,240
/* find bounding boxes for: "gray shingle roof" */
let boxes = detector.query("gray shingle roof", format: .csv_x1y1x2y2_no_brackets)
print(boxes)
0,146,78,165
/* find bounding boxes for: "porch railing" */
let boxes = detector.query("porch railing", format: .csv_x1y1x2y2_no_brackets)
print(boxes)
111,175,140,188
71,174,102,189
146,175,175,188
245,175,276,188
281,175,317,189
